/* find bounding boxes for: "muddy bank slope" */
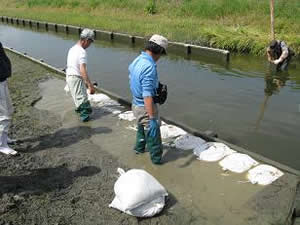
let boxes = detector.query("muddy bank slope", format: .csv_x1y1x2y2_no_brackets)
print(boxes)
0,52,190,225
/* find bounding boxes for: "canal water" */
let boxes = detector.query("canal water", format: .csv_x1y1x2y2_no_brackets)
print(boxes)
0,23,299,170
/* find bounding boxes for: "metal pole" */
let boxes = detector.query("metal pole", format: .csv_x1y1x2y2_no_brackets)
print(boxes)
270,0,275,40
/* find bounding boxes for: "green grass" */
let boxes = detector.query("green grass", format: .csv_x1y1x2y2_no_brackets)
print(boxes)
1,0,299,55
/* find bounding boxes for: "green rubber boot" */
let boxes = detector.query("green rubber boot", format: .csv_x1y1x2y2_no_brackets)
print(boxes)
78,101,92,122
134,124,146,154
146,128,163,164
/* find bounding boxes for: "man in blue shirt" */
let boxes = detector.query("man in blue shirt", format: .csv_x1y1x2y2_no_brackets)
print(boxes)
129,34,168,165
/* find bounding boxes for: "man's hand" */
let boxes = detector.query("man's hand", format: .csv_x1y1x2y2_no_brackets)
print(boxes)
80,63,95,94
273,59,281,65
88,84,95,94
148,118,159,138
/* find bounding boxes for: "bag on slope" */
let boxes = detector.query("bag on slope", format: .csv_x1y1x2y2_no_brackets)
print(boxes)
88,93,111,103
174,134,206,150
109,168,168,217
219,153,259,173
247,164,284,185
160,124,187,139
118,111,136,121
193,142,236,162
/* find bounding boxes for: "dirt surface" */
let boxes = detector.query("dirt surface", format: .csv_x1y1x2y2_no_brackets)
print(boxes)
1,51,299,225
0,52,192,225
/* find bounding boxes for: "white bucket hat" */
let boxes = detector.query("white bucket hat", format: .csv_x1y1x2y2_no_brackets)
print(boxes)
149,34,168,54
80,28,95,41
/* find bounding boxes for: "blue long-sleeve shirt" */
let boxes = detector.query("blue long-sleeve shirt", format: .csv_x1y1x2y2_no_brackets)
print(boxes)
129,52,159,106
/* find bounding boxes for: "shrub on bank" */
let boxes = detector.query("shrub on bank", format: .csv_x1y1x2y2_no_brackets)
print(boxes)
1,0,299,55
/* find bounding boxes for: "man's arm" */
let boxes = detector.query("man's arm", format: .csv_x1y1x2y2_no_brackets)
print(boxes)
80,63,95,94
273,42,289,65
144,96,155,119
278,49,289,62
141,65,156,118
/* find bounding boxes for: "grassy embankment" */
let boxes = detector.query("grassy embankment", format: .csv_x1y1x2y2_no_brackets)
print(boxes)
0,0,299,55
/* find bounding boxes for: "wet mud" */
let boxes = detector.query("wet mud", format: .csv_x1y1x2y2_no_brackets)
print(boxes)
0,52,192,225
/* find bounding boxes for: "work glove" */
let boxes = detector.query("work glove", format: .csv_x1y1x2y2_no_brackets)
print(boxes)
273,59,281,65
148,118,159,138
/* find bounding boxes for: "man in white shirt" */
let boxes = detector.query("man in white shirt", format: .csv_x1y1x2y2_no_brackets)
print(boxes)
267,40,294,71
66,28,95,122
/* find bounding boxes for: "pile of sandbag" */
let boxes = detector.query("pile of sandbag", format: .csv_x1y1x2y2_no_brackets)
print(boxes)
109,168,168,217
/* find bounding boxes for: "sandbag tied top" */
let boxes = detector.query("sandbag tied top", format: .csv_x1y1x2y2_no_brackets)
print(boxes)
174,134,206,150
219,153,259,173
109,168,168,217
118,111,136,121
247,164,284,185
193,142,236,162
160,124,187,139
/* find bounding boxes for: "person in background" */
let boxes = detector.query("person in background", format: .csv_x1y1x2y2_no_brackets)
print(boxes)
267,40,294,71
0,42,18,155
129,34,168,165
66,28,95,122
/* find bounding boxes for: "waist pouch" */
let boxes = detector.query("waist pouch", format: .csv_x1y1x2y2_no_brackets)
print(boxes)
153,82,168,105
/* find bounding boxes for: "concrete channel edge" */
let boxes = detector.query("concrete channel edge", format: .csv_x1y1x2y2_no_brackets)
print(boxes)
0,15,230,62
4,46,300,179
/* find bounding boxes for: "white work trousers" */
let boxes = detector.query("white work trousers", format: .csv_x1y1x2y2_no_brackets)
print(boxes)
0,80,13,147
66,75,88,108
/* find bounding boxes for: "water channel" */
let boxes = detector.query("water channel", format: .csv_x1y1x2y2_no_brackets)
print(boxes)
0,23,299,170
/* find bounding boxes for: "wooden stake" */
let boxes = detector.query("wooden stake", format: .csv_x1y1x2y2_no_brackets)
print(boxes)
270,0,275,40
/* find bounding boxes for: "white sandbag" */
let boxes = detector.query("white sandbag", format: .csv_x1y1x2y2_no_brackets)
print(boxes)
109,168,168,217
118,111,136,121
87,93,123,114
88,93,111,103
174,134,206,150
110,195,166,217
161,120,167,126
247,164,284,185
112,110,122,115
194,142,236,162
219,153,259,173
160,124,187,139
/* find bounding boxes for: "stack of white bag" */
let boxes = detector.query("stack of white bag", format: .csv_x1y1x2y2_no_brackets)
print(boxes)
109,168,168,217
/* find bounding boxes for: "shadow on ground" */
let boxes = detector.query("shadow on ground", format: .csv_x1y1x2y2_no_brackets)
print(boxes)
0,165,101,196
15,126,112,153
162,146,197,168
